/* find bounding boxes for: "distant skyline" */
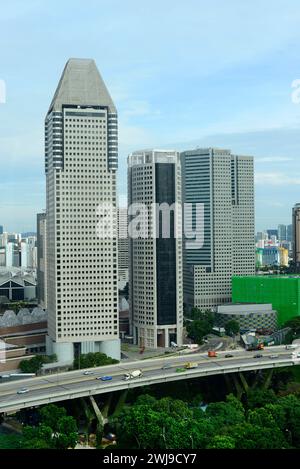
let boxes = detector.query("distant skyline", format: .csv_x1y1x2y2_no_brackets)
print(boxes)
1,0,300,232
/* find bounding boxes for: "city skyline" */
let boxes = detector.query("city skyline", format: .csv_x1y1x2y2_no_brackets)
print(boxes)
1,1,300,231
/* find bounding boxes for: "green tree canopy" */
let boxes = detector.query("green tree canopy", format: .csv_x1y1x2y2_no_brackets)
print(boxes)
225,320,240,336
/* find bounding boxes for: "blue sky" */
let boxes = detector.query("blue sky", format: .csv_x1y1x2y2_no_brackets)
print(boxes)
1,0,300,232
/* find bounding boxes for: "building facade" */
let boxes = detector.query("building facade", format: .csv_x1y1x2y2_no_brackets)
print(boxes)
117,207,129,290
128,150,183,348
37,212,47,309
215,303,278,332
45,58,119,363
293,203,300,266
232,275,300,325
181,148,255,310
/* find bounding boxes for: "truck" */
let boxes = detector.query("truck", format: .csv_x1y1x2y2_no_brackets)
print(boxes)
184,362,198,369
123,369,143,381
208,350,217,357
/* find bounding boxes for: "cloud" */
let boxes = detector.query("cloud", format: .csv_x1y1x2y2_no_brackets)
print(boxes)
255,172,300,186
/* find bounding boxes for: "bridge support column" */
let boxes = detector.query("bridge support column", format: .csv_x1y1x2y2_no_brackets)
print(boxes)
89,396,106,426
238,372,249,394
232,374,243,400
262,369,273,390
112,389,128,417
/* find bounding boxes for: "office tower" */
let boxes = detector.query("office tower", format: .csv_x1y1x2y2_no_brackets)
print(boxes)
278,224,287,242
0,226,3,235
266,229,278,240
5,242,20,267
128,150,183,348
37,213,47,309
287,224,292,242
45,58,119,363
293,203,300,266
181,148,255,310
118,207,129,290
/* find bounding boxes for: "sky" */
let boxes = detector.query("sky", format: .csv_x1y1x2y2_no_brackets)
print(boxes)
1,0,300,232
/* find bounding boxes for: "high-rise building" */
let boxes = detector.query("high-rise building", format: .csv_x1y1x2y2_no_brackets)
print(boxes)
292,203,300,266
278,224,287,242
45,58,119,363
37,213,47,309
287,224,293,242
266,229,278,240
128,149,183,348
181,148,255,310
118,207,129,290
0,226,3,235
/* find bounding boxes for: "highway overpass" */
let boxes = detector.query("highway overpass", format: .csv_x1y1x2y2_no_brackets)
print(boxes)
0,346,298,413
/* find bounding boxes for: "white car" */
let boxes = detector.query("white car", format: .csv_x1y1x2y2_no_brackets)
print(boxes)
83,371,94,375
17,388,29,394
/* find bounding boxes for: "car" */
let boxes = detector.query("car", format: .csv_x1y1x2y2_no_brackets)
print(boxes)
225,354,234,358
83,371,94,375
17,388,29,394
161,363,172,370
176,367,186,373
269,354,279,359
253,354,263,358
96,376,112,381
0,374,10,379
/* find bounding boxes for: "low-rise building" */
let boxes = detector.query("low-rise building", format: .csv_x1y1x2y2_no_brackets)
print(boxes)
215,303,278,332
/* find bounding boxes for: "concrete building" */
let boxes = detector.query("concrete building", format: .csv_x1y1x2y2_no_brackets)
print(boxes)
181,148,255,310
262,246,280,266
37,213,47,309
232,275,300,325
293,203,300,266
45,58,120,363
278,224,287,242
287,224,293,242
118,207,129,290
5,242,20,267
215,303,278,332
0,271,36,301
0,226,3,235
128,149,183,348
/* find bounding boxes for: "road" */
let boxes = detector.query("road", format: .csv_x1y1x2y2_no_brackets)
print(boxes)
0,345,298,413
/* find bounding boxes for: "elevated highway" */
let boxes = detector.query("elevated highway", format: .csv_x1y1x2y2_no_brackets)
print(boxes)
0,346,298,413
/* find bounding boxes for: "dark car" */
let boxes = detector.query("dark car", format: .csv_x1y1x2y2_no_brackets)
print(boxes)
225,354,234,358
253,354,263,358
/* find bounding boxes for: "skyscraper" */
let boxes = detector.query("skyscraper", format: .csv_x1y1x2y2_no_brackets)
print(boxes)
118,207,129,290
0,226,3,235
181,148,255,310
278,224,287,242
45,58,119,363
292,203,300,266
37,212,47,309
128,150,183,348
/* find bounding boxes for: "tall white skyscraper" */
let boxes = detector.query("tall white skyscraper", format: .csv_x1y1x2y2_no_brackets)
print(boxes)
181,148,255,310
128,150,183,348
45,58,119,363
118,207,129,290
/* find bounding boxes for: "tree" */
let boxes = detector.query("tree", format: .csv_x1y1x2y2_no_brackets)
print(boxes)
229,423,288,449
22,404,78,449
246,388,277,409
73,352,119,369
284,316,300,335
205,400,245,427
225,320,240,337
207,435,235,449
